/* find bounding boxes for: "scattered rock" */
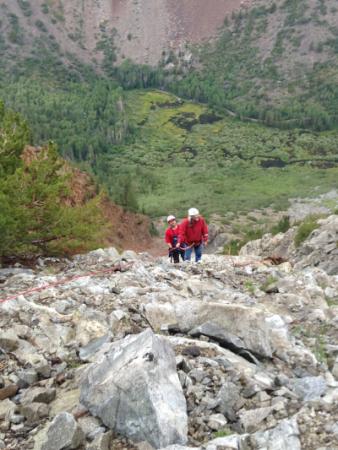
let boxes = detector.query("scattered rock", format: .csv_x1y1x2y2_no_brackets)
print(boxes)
0,217,337,449
290,376,327,401
41,412,85,450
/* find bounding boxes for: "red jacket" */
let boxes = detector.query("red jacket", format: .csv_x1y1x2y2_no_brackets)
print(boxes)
179,217,208,245
165,225,180,247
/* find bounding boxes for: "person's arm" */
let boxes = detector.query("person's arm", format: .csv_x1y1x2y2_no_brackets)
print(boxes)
202,219,208,245
165,229,172,248
178,221,186,247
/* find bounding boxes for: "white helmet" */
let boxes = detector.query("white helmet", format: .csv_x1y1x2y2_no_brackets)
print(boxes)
188,207,199,216
167,215,176,223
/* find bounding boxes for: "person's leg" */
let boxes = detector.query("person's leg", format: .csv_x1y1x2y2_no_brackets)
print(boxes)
180,243,186,261
194,244,203,262
184,246,193,261
173,250,180,263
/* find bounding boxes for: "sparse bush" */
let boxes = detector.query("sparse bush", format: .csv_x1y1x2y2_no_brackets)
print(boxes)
271,216,290,235
149,222,159,237
35,20,48,33
318,0,327,16
260,275,278,292
41,3,49,14
17,0,32,17
244,280,255,294
223,240,241,255
7,14,24,44
213,428,233,438
294,215,320,247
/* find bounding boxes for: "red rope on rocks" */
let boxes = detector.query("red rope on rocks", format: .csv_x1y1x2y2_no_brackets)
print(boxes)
0,264,131,305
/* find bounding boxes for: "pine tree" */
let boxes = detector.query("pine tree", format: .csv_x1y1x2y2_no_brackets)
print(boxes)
0,102,108,259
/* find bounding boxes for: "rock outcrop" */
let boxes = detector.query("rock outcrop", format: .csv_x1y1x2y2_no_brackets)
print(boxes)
240,214,338,274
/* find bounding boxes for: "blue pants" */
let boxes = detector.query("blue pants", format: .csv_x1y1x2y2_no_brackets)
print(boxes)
184,244,203,262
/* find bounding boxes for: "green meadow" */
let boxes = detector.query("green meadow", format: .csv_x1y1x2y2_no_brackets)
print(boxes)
96,90,338,217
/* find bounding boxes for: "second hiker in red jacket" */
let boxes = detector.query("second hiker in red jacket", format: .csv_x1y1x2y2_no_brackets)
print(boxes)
165,215,185,263
178,208,208,262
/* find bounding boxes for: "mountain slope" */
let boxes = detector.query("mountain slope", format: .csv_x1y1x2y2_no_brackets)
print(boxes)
168,0,338,128
1,0,337,128
0,0,246,71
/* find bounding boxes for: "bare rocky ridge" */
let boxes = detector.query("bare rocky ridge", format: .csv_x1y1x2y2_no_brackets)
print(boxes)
0,215,337,449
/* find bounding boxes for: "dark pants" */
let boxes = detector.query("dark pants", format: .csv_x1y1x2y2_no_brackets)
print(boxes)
169,248,185,263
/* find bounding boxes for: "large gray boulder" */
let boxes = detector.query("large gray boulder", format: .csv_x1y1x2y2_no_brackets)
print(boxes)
80,329,188,449
145,301,291,359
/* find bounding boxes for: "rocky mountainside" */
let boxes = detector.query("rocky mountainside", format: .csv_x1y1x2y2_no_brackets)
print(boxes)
0,215,337,449
0,0,247,70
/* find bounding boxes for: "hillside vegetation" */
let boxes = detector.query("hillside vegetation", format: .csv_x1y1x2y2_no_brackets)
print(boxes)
1,0,338,131
96,90,338,216
167,0,338,130
1,78,337,218
0,0,337,221
0,101,107,260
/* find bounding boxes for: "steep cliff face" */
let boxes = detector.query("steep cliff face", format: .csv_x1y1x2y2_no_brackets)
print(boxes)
0,0,250,67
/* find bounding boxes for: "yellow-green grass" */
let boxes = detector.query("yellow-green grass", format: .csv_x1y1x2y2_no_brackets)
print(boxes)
101,90,338,216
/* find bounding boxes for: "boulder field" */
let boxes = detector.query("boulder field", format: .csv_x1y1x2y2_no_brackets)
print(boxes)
0,216,337,449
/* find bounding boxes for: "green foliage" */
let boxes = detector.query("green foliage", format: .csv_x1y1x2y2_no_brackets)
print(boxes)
35,20,48,33
116,174,139,212
96,29,118,76
41,3,49,14
0,79,127,163
1,80,338,218
7,13,24,44
260,275,278,292
213,428,233,438
311,324,329,364
0,103,107,259
326,297,338,307
17,0,32,17
0,100,31,174
114,59,164,89
294,215,320,247
149,222,159,237
150,2,338,131
244,280,255,294
270,216,291,235
223,240,242,256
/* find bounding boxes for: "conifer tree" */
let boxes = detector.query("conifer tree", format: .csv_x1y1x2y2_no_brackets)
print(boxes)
0,102,107,259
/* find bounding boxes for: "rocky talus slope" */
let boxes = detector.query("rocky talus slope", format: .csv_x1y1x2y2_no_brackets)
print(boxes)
0,216,337,450
1,0,247,67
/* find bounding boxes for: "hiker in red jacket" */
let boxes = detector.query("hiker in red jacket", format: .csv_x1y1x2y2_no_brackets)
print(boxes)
178,208,208,262
164,215,185,263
